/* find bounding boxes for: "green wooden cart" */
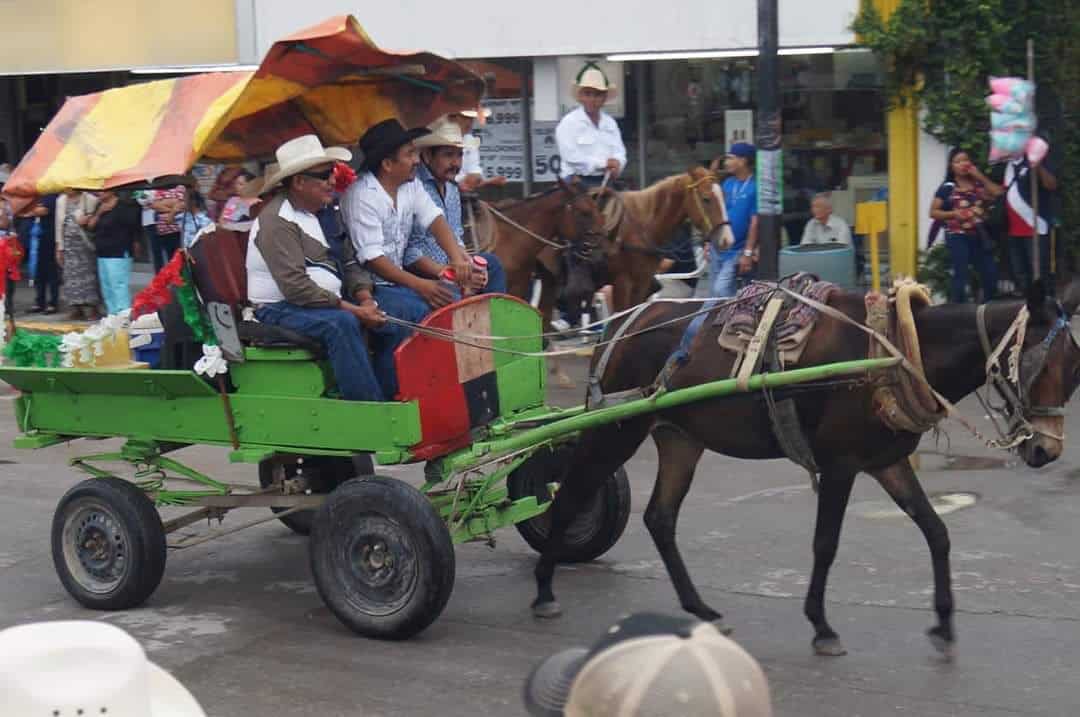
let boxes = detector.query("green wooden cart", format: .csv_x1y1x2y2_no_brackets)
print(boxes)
0,293,895,639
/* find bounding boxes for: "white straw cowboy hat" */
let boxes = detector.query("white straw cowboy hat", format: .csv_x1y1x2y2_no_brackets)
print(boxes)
0,620,207,717
263,134,351,189
457,107,492,119
415,116,466,149
574,63,617,95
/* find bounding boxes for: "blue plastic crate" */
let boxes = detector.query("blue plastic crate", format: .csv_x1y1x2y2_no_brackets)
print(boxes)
131,331,164,369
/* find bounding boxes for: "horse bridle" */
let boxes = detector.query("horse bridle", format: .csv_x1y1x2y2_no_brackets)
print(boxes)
976,302,1074,445
683,172,722,235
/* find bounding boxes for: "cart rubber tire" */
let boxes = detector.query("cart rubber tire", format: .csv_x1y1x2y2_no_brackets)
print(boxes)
309,476,455,640
259,454,375,536
51,477,167,611
508,447,631,563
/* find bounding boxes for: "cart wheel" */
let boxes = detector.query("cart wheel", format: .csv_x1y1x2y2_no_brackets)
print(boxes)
51,477,167,611
508,445,631,563
259,454,375,536
309,476,455,640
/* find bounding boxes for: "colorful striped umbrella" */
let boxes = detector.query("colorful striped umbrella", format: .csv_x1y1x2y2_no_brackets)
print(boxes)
4,15,484,206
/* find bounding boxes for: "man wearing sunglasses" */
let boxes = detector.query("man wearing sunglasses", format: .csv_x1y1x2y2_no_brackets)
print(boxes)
247,135,388,401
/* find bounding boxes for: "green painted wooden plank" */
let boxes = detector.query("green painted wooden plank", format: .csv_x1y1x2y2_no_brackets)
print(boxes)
488,296,545,415
0,367,219,398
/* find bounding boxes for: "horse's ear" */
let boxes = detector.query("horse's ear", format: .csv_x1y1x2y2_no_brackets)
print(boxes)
1061,277,1080,316
1027,278,1051,321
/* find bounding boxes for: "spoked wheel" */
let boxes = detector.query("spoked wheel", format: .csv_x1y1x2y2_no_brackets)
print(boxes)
508,444,632,563
258,454,374,536
51,477,167,610
309,476,455,640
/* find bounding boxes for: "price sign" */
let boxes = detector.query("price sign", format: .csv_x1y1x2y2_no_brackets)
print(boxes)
474,98,525,180
531,121,561,182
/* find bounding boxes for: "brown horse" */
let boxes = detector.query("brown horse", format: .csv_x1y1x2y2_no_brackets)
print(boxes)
530,280,1080,657
484,178,606,303
539,166,731,320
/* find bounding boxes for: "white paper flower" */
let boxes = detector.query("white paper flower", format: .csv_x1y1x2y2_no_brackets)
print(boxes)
194,344,228,378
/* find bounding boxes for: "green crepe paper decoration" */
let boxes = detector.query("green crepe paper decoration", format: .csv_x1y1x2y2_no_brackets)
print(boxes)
177,265,217,346
4,330,63,367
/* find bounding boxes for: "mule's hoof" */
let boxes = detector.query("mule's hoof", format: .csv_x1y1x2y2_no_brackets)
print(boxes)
927,627,955,661
812,637,848,657
532,600,563,619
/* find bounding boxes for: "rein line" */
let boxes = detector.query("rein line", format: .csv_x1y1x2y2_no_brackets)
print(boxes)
478,200,569,251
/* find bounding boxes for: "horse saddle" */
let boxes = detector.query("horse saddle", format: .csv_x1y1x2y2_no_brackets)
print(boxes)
715,273,838,367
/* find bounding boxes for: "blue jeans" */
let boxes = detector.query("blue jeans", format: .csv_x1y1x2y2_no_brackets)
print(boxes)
97,255,133,315
371,285,432,399
946,232,997,303
254,302,384,401
475,252,507,294
709,250,739,297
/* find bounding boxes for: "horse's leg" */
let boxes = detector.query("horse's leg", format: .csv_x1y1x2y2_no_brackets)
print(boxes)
645,424,726,624
869,459,955,657
533,418,652,618
803,469,857,657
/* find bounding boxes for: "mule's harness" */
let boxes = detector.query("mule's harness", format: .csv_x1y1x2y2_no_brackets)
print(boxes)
976,302,1071,445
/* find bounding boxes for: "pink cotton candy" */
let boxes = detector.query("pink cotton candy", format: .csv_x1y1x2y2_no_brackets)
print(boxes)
1026,136,1049,165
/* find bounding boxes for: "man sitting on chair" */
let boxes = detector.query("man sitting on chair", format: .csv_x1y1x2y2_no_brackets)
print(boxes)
341,118,480,399
246,135,387,401
407,116,507,295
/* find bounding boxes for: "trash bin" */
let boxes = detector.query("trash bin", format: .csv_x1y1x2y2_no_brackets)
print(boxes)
778,242,856,289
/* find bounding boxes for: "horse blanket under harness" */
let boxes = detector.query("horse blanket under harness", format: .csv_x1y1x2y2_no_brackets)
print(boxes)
587,273,838,488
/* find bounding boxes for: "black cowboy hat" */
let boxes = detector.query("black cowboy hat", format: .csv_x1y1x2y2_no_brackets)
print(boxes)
358,118,430,172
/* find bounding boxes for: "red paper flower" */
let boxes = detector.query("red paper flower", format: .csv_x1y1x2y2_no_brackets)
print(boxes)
332,162,357,194
131,252,186,319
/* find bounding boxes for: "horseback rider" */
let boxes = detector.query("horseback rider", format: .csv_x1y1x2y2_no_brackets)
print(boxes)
245,135,387,401
408,115,507,294
340,118,477,398
445,109,509,192
555,62,626,187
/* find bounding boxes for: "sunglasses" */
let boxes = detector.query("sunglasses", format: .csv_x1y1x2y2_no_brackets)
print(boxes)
300,168,334,182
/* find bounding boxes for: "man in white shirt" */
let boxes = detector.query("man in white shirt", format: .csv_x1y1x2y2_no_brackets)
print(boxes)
341,118,478,399
556,63,627,186
446,109,508,192
800,194,852,246
246,135,387,401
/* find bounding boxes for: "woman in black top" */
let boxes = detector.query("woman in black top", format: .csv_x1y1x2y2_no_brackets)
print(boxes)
87,190,142,315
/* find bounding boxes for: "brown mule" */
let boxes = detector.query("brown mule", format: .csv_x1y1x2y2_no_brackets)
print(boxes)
530,279,1080,657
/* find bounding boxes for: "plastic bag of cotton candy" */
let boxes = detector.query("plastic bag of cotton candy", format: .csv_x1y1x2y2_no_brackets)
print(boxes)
987,76,1039,163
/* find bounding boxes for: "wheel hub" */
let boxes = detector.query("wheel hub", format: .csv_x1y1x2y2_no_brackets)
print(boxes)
66,507,127,590
338,516,417,616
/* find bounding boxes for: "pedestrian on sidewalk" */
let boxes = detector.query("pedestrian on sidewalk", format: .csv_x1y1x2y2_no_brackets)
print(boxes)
61,189,102,320
29,194,60,314
86,190,141,315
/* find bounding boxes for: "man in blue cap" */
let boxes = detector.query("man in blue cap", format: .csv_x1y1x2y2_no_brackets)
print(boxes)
711,142,758,297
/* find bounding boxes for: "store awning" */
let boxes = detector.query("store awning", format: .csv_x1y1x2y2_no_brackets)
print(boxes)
4,15,484,205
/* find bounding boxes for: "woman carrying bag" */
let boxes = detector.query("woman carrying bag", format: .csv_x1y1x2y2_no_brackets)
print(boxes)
929,148,1004,303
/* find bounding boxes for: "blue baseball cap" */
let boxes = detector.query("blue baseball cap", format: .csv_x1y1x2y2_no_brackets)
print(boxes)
728,142,756,160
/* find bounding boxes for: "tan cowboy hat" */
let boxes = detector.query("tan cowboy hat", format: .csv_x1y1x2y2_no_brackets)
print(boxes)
574,63,617,95
0,621,207,717
415,116,466,149
458,107,493,119
263,134,351,189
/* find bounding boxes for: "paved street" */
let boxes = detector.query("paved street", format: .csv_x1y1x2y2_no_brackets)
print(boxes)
2,356,1080,716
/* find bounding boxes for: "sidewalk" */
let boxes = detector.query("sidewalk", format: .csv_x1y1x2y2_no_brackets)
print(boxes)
9,263,156,333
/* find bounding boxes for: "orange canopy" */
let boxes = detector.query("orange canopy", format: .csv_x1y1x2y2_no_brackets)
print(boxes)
4,15,484,204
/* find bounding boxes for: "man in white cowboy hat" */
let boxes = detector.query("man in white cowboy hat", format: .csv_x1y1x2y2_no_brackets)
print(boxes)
555,62,627,186
246,134,388,401
0,620,207,716
446,108,509,192
341,118,476,399
407,115,507,294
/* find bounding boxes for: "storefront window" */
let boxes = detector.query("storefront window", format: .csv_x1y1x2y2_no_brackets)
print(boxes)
620,49,886,243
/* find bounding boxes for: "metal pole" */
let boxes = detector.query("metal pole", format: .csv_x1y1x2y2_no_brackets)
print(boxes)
635,62,648,187
521,62,533,197
755,0,782,279
1027,39,1040,282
